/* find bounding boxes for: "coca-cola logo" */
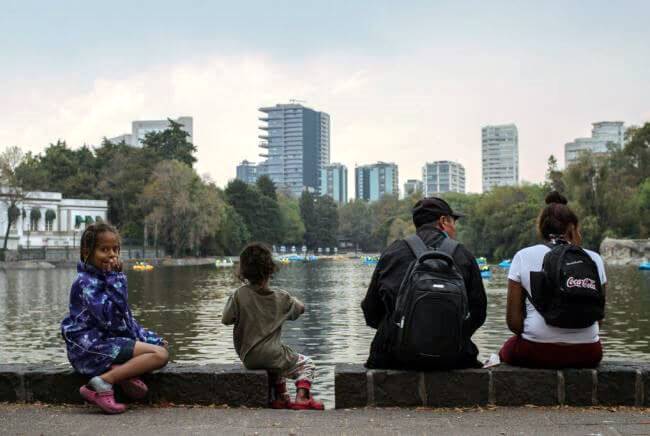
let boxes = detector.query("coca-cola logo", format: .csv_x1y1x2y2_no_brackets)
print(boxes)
566,277,597,290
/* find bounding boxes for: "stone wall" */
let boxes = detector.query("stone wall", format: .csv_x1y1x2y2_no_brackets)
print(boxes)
0,363,267,407
335,362,650,408
3,362,649,408
600,238,650,265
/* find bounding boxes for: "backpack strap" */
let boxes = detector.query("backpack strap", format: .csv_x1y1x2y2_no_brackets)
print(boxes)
405,234,459,259
436,237,459,257
404,235,430,259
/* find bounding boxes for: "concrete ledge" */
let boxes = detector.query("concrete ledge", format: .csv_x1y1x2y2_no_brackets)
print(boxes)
0,363,268,407
335,362,650,408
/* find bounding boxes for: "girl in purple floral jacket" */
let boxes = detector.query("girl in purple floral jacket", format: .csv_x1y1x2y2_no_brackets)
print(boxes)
61,223,168,414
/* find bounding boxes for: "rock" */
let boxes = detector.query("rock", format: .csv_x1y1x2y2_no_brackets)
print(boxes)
0,364,24,402
424,369,489,407
334,364,367,409
146,363,267,407
371,370,422,407
563,369,595,406
23,364,87,404
491,365,558,406
600,238,650,266
597,363,638,406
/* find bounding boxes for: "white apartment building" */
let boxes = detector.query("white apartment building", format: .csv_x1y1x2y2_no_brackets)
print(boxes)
0,189,108,250
564,121,625,167
109,116,194,148
422,161,466,195
482,124,519,192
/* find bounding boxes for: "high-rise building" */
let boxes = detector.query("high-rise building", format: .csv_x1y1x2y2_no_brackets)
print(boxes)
109,116,193,148
403,179,424,198
258,103,330,197
481,124,519,192
320,163,348,204
355,162,399,202
422,161,466,195
564,121,625,167
236,160,258,184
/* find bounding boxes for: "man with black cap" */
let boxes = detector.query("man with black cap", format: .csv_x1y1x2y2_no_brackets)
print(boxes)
361,197,487,369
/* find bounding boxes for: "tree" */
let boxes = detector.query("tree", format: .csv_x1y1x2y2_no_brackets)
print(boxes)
314,195,339,248
141,160,223,256
386,217,415,246
141,119,197,166
299,191,318,248
256,175,277,201
215,205,250,255
338,199,374,251
96,143,158,241
225,179,283,244
15,140,99,199
545,155,565,193
278,193,305,244
0,146,28,255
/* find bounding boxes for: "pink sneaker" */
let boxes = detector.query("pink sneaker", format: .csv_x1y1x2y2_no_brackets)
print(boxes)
80,385,127,414
118,377,148,400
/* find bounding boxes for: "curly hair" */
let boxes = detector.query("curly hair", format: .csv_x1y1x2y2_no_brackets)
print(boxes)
79,222,120,263
237,242,277,286
537,191,579,241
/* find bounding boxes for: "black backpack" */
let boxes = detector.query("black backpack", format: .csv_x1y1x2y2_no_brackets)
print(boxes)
529,242,605,328
391,235,469,366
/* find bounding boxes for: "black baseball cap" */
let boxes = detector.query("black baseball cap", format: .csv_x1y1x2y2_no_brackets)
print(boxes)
412,197,465,228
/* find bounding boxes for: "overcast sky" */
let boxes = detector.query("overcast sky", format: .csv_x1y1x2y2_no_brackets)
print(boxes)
1,0,649,194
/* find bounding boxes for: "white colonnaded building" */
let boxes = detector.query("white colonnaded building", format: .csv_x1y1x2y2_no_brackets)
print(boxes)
0,188,108,250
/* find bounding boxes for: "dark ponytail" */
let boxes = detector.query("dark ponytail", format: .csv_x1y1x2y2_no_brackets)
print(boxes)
537,191,579,241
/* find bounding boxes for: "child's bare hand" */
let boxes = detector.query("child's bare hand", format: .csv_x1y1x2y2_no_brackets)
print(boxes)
161,339,169,348
109,258,123,272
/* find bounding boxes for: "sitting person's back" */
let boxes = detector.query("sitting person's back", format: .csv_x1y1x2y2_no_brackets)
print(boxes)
361,197,487,370
222,243,324,410
223,283,301,371
500,191,607,368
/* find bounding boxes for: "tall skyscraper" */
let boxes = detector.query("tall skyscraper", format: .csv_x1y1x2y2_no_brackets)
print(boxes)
109,116,193,148
355,162,399,202
258,103,330,197
320,163,348,204
481,124,519,192
564,121,625,167
422,161,466,195
403,179,424,198
236,160,258,184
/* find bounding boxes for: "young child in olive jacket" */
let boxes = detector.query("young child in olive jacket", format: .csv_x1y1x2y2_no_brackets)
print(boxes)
222,243,324,410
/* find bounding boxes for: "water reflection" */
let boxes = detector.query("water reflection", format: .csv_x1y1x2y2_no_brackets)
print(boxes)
1,262,649,406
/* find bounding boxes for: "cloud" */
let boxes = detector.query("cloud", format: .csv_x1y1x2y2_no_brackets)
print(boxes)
1,49,648,195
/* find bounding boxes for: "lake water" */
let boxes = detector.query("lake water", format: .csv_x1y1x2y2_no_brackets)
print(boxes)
1,260,649,407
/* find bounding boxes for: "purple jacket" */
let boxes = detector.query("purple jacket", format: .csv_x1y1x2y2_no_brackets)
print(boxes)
61,262,163,376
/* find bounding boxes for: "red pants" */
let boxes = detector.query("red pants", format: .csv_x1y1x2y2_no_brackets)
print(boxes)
499,335,603,369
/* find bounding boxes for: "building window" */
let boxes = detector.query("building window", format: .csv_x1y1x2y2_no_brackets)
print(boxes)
30,209,41,232
45,209,56,232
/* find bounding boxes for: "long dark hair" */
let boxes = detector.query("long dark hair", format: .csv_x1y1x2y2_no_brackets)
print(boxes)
537,191,579,241
80,222,120,263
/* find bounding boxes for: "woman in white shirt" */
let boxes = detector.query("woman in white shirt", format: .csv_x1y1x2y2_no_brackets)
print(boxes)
499,191,606,368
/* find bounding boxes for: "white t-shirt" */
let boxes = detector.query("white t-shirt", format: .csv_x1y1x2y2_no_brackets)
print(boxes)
508,244,607,344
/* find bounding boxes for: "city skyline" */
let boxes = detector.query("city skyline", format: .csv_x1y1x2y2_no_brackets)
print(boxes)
1,1,649,194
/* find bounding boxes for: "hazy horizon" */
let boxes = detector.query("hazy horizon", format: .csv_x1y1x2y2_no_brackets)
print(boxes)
1,0,649,195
